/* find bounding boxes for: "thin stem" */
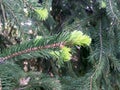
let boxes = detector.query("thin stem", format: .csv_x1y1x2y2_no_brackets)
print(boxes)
4,2,20,26
90,20,103,90
1,3,6,23
0,42,66,63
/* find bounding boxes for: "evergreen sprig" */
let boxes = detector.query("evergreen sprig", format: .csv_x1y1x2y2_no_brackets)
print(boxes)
0,30,91,63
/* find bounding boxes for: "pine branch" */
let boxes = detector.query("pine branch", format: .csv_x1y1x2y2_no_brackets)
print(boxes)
1,3,6,23
0,32,68,63
0,30,91,63
0,42,65,63
90,20,104,90
0,63,24,90
106,0,120,22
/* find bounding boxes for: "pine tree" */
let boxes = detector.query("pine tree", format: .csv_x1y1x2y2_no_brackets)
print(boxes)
0,0,120,90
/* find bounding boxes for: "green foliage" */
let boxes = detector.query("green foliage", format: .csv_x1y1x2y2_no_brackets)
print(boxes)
68,30,91,46
0,30,91,63
61,73,92,90
50,46,72,62
0,0,120,90
35,8,48,20
24,72,62,90
105,0,120,21
60,46,71,62
0,63,24,90
100,1,106,8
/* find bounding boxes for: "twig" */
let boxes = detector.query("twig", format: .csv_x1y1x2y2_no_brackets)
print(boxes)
4,2,20,26
0,42,66,63
1,3,6,23
90,20,103,90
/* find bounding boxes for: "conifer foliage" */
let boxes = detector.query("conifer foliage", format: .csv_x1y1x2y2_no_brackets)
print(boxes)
0,0,120,90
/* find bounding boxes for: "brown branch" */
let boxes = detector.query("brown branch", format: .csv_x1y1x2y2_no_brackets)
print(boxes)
90,20,103,90
1,3,7,23
0,42,66,63
4,2,20,26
